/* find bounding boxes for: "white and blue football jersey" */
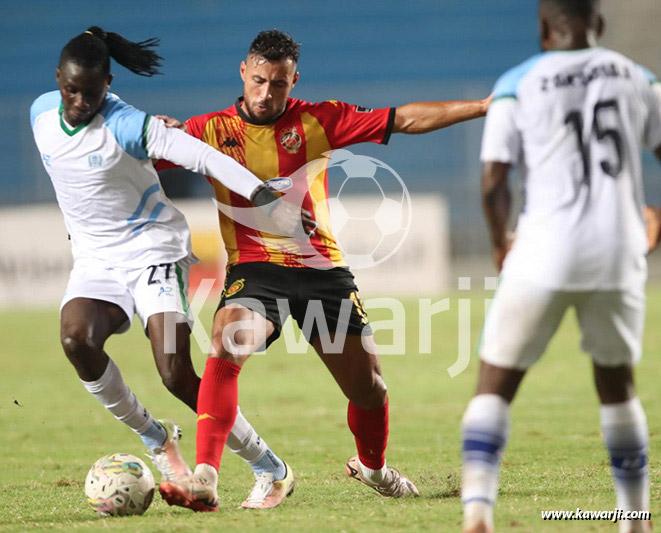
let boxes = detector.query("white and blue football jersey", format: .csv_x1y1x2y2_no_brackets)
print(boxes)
31,91,264,269
481,47,661,290
31,91,193,268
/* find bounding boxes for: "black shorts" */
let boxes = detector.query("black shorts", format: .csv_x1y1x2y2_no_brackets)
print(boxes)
217,262,372,348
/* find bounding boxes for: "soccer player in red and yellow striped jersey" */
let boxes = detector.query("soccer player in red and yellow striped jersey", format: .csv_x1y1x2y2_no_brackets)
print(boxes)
184,97,393,269
158,30,491,511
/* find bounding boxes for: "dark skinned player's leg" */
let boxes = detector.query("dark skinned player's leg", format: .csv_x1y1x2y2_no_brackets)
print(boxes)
594,364,650,533
147,313,199,412
60,297,127,381
475,360,526,403
593,363,635,405
61,297,169,450
462,361,527,533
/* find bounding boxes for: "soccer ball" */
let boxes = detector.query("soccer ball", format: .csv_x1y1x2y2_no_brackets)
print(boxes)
324,149,411,269
84,453,155,517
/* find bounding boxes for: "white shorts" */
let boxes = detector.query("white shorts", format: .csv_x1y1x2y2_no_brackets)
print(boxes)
61,259,194,334
479,276,645,370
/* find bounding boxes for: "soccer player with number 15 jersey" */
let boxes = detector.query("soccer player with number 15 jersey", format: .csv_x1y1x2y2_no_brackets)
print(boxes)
461,1,661,532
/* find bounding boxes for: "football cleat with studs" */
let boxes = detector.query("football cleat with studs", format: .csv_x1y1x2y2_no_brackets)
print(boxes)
146,420,192,482
241,462,296,509
345,455,419,498
159,472,219,513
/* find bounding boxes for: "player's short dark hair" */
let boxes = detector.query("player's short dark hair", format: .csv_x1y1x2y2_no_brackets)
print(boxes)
59,26,163,77
540,0,599,22
248,29,300,63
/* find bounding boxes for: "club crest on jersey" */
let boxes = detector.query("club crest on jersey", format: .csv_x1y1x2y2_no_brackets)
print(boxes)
88,153,103,168
265,177,293,192
224,278,245,298
280,127,302,154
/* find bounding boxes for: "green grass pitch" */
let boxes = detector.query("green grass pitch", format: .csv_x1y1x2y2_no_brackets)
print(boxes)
1,288,659,532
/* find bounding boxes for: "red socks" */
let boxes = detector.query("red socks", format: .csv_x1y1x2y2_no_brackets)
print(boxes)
196,358,241,470
347,398,389,469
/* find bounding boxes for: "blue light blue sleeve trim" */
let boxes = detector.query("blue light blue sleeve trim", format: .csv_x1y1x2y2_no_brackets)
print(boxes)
30,91,61,129
99,94,150,160
492,53,546,100
637,64,660,85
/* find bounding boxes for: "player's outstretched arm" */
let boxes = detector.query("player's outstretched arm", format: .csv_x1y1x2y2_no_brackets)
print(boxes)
393,95,492,135
482,161,512,272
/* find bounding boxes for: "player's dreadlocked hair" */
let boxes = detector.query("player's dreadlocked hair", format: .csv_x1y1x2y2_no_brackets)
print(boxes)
248,29,301,63
539,0,600,23
59,26,163,77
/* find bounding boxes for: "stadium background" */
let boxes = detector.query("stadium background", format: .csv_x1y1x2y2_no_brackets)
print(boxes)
3,0,660,259
1,3,661,531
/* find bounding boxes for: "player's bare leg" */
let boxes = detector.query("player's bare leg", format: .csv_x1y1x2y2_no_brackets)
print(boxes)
60,299,175,472
148,313,200,411
312,333,419,498
145,313,196,480
594,364,651,533
60,298,126,382
461,361,526,533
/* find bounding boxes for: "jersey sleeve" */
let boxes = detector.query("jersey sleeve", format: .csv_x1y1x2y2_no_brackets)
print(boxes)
480,98,521,164
99,94,150,160
30,91,61,130
307,100,396,148
145,116,262,200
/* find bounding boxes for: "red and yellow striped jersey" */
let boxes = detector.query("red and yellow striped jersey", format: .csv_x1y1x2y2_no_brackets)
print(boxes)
185,98,394,268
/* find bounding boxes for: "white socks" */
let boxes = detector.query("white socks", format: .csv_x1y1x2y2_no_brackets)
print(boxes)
226,407,286,479
358,459,387,484
81,358,166,450
601,398,649,533
226,407,268,463
461,394,511,530
459,394,649,533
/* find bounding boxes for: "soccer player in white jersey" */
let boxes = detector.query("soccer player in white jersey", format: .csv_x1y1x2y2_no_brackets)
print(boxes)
460,2,661,532
30,26,314,504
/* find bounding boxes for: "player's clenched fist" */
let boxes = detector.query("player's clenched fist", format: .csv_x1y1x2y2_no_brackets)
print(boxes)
250,184,317,238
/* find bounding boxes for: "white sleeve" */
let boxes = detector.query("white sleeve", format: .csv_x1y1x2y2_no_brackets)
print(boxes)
145,116,263,200
480,98,522,164
643,82,661,151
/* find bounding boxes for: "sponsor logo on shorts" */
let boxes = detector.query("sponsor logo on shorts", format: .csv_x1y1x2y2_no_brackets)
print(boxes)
280,126,302,154
224,278,245,298
158,286,173,297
